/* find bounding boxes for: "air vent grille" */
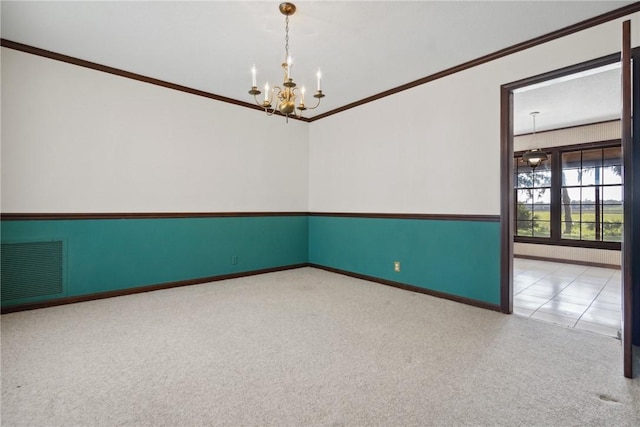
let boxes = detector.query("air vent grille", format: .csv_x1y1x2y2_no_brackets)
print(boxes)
1,241,64,301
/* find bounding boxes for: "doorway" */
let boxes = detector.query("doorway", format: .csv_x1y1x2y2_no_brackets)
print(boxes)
500,41,638,377
510,62,623,338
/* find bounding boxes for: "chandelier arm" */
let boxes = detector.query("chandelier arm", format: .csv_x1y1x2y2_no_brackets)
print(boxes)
252,93,273,113
268,86,276,106
303,96,323,110
273,85,284,101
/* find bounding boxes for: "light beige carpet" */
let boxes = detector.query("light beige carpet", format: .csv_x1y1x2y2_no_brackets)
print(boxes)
2,267,639,426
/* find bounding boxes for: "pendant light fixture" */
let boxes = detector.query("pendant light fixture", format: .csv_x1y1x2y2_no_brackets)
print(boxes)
522,111,548,169
248,2,325,122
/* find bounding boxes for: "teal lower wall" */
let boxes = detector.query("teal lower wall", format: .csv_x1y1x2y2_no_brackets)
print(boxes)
308,216,501,305
1,214,500,308
1,216,308,307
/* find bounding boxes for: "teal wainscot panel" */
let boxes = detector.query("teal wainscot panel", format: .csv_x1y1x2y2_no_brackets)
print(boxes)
308,216,500,305
1,215,308,307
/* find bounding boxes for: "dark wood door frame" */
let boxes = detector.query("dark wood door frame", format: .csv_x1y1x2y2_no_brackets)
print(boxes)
621,20,638,379
500,46,639,377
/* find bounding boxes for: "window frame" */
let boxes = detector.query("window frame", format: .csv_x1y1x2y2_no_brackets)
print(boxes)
514,139,622,250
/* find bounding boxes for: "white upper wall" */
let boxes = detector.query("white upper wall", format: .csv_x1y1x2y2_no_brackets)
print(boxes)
1,48,309,213
2,12,639,215
309,13,639,215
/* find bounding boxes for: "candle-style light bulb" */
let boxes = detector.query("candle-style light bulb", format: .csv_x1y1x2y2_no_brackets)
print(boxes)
316,69,322,91
300,86,306,104
264,82,269,102
251,65,257,87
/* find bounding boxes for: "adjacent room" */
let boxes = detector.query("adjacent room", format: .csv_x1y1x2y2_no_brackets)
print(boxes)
512,63,624,337
2,1,640,425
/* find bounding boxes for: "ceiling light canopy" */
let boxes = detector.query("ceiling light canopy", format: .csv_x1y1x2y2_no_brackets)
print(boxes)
248,2,325,122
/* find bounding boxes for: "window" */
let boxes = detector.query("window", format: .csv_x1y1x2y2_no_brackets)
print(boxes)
514,141,622,249
514,155,551,238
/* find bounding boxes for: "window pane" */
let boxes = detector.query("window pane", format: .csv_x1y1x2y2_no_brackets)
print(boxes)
562,151,581,169
517,189,533,204
602,222,623,242
562,221,579,239
603,208,623,218
532,203,550,213
516,172,533,188
603,166,622,185
595,167,603,185
532,188,551,204
581,167,596,185
516,221,533,237
562,168,581,186
602,204,623,217
581,204,595,222
533,220,550,237
602,212,623,223
602,186,622,203
533,208,550,238
560,203,576,219
603,147,622,167
533,170,551,187
581,188,595,203
561,187,580,204
516,203,532,222
582,148,602,168
602,199,623,241
581,222,597,240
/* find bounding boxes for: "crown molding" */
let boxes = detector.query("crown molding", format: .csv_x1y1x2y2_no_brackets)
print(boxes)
2,2,638,122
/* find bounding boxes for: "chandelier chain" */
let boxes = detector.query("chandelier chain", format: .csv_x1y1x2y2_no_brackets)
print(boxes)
284,14,290,62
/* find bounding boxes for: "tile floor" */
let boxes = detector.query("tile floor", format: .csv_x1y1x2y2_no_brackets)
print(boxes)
513,257,622,338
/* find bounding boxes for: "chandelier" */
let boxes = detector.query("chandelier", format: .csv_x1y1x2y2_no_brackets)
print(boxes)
248,2,325,122
522,111,548,169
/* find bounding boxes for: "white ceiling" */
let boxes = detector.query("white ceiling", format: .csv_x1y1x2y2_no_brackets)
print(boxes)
514,63,622,134
0,1,633,125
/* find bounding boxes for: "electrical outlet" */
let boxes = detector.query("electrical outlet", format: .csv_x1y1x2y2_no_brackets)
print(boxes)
394,261,400,272
231,255,238,265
